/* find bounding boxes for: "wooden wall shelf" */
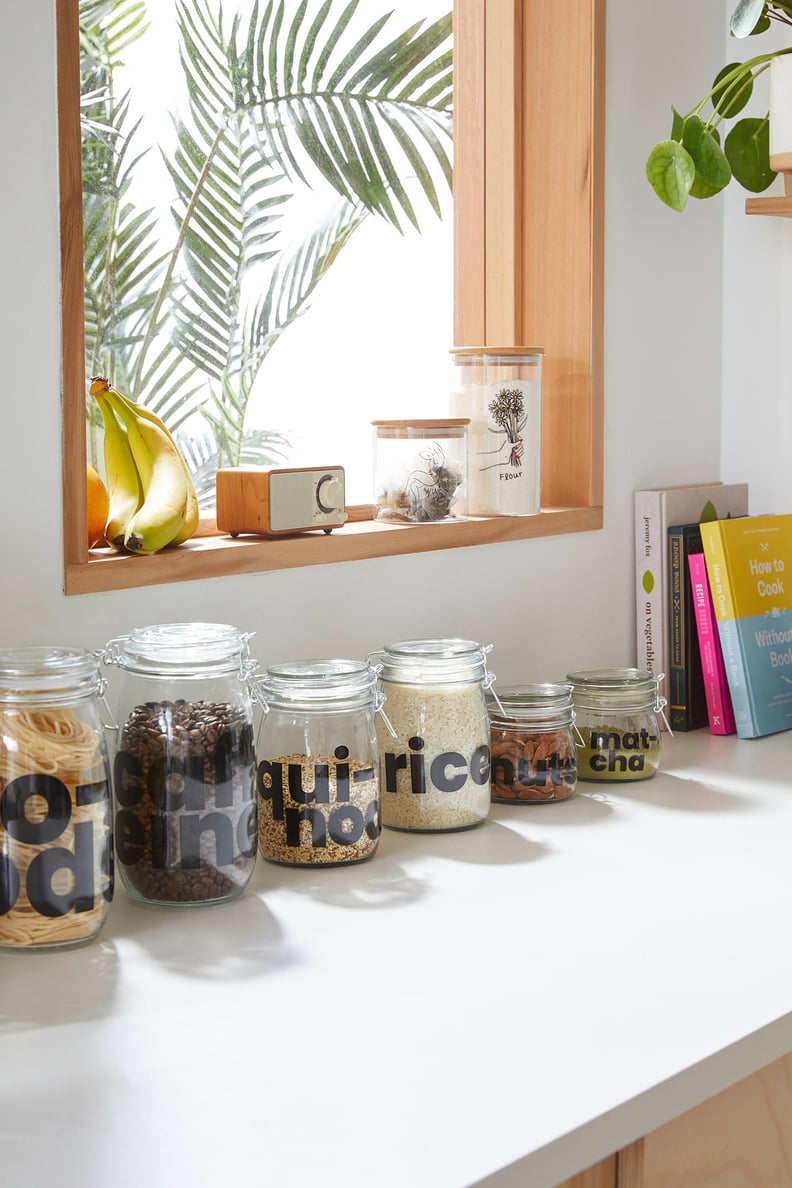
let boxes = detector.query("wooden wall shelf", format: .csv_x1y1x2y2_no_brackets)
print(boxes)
745,167,792,217
745,195,792,217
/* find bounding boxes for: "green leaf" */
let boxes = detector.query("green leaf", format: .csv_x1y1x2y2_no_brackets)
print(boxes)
712,62,754,117
725,116,776,191
682,115,731,197
670,108,685,140
645,141,696,212
730,0,768,37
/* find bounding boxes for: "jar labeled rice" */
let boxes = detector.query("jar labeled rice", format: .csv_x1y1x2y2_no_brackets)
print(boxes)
0,647,114,951
255,660,382,867
371,639,494,832
103,623,258,907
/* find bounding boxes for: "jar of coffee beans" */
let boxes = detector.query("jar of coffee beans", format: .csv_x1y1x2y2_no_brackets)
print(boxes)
103,623,258,907
254,660,383,867
369,638,495,833
487,684,577,804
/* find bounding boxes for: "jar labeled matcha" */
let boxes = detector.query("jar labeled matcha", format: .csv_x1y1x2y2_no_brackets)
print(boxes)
566,668,666,783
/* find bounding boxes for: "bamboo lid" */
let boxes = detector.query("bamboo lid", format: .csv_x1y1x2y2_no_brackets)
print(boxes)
450,346,544,356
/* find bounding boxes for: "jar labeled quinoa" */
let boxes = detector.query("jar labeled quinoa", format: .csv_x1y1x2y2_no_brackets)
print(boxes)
370,639,494,833
103,623,258,907
255,660,382,867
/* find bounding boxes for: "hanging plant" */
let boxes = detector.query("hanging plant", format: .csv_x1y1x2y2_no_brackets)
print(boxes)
646,0,792,212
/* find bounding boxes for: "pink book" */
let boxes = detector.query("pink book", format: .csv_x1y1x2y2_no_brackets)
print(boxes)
688,551,736,735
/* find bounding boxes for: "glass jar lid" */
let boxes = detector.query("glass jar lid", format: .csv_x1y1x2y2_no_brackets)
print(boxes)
374,638,491,685
105,622,253,677
566,667,660,712
0,646,102,705
255,659,378,710
487,683,574,726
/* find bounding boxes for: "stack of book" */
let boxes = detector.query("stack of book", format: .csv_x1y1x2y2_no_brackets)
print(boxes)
635,485,792,739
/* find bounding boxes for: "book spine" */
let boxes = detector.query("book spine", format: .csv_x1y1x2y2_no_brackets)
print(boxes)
634,491,666,696
668,524,706,730
700,521,756,737
688,551,736,734
668,525,686,729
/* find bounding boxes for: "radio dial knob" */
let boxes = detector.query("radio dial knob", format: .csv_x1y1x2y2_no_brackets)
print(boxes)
316,474,342,514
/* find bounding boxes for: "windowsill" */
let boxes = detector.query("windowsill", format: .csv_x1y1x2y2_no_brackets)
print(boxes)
66,506,603,594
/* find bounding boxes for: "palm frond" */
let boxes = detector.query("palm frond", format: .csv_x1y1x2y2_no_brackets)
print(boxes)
246,196,367,360
178,423,290,507
234,4,453,231
80,0,150,67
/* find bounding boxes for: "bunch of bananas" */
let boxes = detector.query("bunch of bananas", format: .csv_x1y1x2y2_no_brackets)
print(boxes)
89,376,199,554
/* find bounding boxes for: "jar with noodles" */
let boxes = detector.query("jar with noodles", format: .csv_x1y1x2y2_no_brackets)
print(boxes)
0,647,114,951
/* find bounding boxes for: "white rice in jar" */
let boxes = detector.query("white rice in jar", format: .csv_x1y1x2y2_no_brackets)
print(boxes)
376,680,491,832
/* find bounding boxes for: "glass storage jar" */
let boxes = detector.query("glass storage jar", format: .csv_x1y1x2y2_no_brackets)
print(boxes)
103,622,258,907
0,646,113,951
370,638,494,832
567,668,666,783
371,418,469,523
450,347,543,516
487,684,577,803
255,660,382,866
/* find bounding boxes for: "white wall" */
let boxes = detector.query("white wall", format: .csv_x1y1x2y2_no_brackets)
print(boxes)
722,19,792,512
0,1,729,687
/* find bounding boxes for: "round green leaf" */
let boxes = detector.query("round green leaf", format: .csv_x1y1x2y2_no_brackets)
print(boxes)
682,115,732,194
690,175,723,199
725,116,776,191
730,0,769,37
712,62,754,117
646,141,696,212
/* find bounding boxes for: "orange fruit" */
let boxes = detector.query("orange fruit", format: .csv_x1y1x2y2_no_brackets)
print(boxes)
87,463,109,548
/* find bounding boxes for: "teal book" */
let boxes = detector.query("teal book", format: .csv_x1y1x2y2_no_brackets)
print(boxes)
700,514,792,739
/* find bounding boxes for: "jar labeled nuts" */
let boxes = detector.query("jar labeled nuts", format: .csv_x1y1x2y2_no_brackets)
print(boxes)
487,684,577,804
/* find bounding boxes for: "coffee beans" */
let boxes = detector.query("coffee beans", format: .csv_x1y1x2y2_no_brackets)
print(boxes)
114,699,256,905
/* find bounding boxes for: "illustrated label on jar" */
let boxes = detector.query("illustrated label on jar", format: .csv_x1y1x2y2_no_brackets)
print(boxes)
114,699,256,902
578,723,660,780
257,748,380,864
0,773,113,920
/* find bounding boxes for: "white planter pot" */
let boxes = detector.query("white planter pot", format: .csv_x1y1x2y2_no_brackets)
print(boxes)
769,54,792,173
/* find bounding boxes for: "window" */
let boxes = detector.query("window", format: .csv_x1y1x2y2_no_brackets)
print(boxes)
59,0,604,595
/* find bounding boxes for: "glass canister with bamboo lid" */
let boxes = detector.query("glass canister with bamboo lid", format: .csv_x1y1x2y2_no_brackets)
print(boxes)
371,418,469,523
450,347,543,516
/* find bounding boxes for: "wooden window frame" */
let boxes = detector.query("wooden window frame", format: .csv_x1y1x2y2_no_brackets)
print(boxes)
58,0,604,596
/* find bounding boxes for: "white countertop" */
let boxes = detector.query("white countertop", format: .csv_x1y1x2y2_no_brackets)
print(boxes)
3,729,792,1188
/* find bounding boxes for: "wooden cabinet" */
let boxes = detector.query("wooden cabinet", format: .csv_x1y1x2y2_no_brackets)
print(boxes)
562,1053,792,1188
